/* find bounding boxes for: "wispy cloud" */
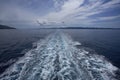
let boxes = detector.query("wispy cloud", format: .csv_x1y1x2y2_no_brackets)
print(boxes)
38,0,120,27
99,15,120,21
0,0,120,28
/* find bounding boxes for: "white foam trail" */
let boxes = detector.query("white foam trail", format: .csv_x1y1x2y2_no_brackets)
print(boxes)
0,31,119,80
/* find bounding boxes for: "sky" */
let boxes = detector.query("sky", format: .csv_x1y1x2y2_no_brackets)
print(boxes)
0,0,120,28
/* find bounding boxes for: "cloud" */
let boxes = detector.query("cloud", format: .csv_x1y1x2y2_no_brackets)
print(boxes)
0,3,40,28
99,15,120,21
39,0,85,24
101,0,120,9
38,0,120,27
0,0,120,28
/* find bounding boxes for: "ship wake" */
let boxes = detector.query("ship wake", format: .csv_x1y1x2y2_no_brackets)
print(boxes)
0,32,119,80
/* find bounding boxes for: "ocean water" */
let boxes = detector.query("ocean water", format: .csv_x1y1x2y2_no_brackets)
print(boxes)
62,29,120,68
0,29,54,74
0,29,120,78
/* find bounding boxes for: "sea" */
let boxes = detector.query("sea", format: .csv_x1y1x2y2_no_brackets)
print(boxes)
0,29,120,74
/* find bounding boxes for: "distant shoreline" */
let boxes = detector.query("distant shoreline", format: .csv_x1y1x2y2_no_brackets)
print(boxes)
38,27,120,30
0,24,16,29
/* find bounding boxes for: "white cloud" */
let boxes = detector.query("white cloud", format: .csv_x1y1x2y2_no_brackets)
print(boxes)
38,0,84,24
102,0,120,8
61,0,83,10
37,0,120,27
0,0,120,28
99,15,120,21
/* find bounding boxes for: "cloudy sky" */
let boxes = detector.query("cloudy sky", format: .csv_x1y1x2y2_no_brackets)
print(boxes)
0,0,120,28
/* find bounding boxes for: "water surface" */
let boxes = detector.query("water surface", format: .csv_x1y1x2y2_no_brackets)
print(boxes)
0,29,120,74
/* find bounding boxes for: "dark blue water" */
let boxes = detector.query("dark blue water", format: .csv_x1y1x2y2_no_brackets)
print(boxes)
0,29,120,74
63,29,120,68
0,29,53,74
